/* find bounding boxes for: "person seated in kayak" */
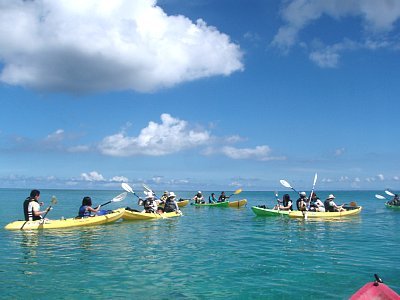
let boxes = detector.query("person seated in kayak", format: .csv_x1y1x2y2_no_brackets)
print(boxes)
309,192,325,212
142,193,162,213
218,191,230,202
160,191,169,203
163,192,181,213
296,192,308,211
193,191,204,204
274,193,293,210
23,189,51,221
209,193,217,203
324,194,345,212
388,194,400,206
78,196,100,218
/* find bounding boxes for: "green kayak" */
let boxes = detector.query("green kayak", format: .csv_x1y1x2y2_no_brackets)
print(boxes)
251,206,289,216
385,203,400,210
191,201,229,207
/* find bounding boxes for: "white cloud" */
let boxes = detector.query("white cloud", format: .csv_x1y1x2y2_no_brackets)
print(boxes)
99,113,210,156
81,171,105,182
393,176,399,181
272,0,400,66
334,147,345,157
110,176,128,183
221,145,286,161
377,174,385,181
45,129,65,142
0,0,243,93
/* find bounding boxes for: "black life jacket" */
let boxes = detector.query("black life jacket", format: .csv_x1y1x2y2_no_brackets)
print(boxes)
23,197,41,221
283,198,293,211
144,199,156,213
164,199,176,213
324,199,334,212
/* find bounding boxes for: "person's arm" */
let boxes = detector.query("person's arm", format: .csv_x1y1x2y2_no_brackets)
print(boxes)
87,205,100,214
33,207,50,217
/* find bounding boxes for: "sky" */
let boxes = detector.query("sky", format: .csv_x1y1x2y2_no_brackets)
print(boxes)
1,0,400,192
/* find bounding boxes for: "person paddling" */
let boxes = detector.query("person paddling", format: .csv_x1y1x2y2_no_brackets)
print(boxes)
193,191,204,204
209,193,217,203
23,190,51,221
274,194,293,211
324,194,345,212
163,192,181,213
78,196,100,218
218,191,229,202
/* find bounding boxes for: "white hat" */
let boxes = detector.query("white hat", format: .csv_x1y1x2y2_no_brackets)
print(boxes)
300,192,307,197
169,192,176,198
145,191,154,199
328,194,335,199
198,191,202,194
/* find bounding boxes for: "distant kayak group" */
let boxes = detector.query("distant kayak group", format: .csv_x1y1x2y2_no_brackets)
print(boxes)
4,171,400,230
4,183,247,230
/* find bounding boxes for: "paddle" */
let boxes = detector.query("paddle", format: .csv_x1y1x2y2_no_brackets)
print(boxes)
143,184,159,199
121,183,140,198
375,194,386,200
21,196,58,230
279,179,299,194
99,192,127,207
385,190,396,197
228,189,242,197
309,173,318,201
274,191,280,212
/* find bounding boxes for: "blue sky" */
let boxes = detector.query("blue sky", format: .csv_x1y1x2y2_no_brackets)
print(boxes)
1,0,400,191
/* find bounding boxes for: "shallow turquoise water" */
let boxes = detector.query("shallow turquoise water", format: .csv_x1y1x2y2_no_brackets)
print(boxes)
1,189,399,299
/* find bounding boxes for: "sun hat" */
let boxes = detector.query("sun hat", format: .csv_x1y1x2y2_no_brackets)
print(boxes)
300,192,307,197
328,194,335,199
169,192,176,198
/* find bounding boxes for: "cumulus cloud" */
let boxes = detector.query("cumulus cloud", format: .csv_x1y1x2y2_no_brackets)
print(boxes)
272,0,400,67
110,176,128,183
221,145,286,161
98,113,211,156
0,0,243,93
81,171,105,182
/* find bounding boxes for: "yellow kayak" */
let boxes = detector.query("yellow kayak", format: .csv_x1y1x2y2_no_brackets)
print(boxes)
158,199,189,208
122,209,182,220
288,206,362,218
4,209,125,230
228,199,247,208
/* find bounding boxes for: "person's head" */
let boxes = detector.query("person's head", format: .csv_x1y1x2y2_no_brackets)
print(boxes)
327,194,335,200
168,192,176,199
146,192,154,200
300,192,306,198
82,196,92,206
197,191,202,197
163,191,168,195
283,194,290,201
30,189,40,199
211,193,215,196
221,191,225,195
311,192,317,199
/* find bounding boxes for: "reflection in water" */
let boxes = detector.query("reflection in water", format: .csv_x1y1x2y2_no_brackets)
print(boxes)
20,231,40,275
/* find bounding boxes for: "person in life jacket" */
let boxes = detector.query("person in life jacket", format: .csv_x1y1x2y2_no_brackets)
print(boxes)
209,193,217,203
160,191,169,203
163,192,180,213
324,194,345,212
296,192,308,211
142,192,161,213
23,189,50,221
218,191,230,202
388,194,400,206
192,191,204,204
78,196,100,218
309,192,325,212
275,194,293,210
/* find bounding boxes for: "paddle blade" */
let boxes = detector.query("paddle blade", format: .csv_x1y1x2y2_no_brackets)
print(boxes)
385,190,395,197
280,180,292,189
121,183,134,193
234,189,242,195
50,196,58,205
112,192,127,203
375,194,386,200
143,184,152,193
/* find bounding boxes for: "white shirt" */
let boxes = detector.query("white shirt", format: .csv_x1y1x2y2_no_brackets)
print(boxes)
27,201,41,220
